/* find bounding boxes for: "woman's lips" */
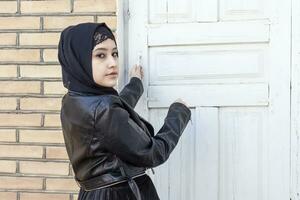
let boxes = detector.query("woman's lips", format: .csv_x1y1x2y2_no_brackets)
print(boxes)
106,72,118,77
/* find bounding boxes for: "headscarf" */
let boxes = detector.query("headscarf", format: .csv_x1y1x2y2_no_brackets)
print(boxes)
58,22,119,96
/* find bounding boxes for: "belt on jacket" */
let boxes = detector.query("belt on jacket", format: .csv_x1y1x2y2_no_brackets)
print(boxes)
120,167,155,200
120,166,142,200
75,169,146,200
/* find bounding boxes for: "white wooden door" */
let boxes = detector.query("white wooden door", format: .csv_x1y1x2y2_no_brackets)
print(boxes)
123,0,291,199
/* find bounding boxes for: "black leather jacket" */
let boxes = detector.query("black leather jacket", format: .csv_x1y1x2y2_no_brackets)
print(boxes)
60,77,191,192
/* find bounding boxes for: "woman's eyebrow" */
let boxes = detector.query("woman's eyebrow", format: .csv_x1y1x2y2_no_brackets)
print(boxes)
93,47,118,51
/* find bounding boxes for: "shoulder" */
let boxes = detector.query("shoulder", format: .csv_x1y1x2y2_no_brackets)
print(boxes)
62,93,123,119
93,95,125,120
94,95,123,110
93,95,129,131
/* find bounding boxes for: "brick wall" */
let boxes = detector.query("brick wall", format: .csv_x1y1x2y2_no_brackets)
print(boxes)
0,1,117,199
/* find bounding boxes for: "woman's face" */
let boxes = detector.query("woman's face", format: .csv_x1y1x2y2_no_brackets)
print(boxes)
92,38,119,87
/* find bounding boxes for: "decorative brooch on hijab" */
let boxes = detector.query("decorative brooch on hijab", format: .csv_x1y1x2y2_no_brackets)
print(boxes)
93,24,117,48
58,22,119,96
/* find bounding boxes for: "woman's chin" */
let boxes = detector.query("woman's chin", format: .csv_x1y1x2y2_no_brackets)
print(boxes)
104,79,118,87
94,75,118,88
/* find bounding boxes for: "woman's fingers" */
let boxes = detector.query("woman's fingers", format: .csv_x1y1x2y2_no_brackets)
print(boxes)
129,64,143,79
138,65,144,79
174,98,188,107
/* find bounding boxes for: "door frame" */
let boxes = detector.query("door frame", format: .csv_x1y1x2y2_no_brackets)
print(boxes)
291,0,300,198
116,0,127,91
117,0,150,119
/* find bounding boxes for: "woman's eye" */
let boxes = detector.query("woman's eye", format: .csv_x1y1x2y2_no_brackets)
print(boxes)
96,53,118,59
96,53,105,58
113,52,119,57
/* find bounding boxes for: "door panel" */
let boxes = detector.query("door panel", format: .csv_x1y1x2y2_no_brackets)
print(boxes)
220,0,268,20
148,44,267,84
219,107,268,200
148,84,268,107
149,0,218,23
147,21,270,46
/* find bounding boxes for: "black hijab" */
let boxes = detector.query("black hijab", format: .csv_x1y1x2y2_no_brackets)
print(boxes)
58,22,119,96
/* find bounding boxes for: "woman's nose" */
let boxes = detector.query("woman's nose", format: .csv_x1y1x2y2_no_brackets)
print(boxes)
108,55,117,68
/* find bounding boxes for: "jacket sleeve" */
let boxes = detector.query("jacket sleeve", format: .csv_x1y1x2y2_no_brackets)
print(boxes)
119,77,144,109
94,101,191,168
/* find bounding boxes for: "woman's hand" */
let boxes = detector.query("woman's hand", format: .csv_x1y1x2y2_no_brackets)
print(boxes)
129,64,144,80
174,98,188,107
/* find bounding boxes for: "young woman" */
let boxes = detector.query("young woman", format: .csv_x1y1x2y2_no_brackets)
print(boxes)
58,22,191,200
